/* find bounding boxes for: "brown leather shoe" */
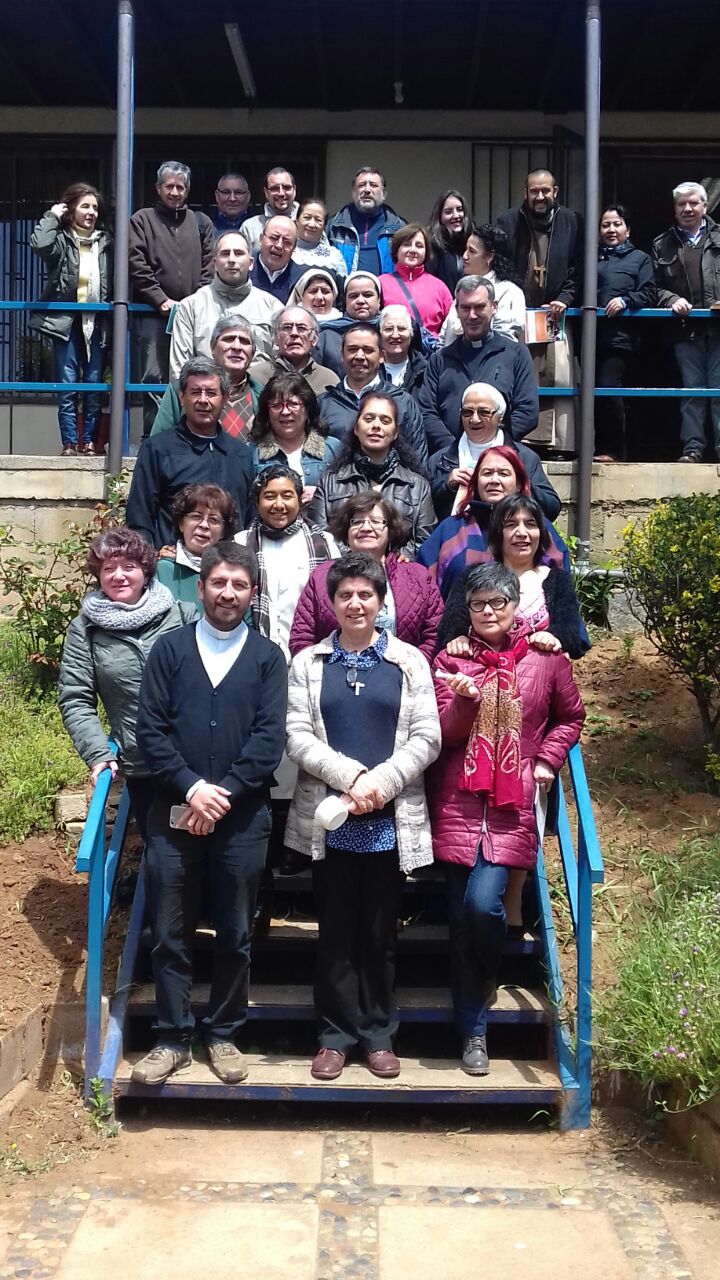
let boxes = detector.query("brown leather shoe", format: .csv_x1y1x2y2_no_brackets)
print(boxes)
366,1049,401,1078
310,1048,345,1080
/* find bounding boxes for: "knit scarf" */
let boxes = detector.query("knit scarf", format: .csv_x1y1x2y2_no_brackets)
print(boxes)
353,446,400,484
73,228,102,355
243,517,334,638
461,632,529,807
81,577,175,631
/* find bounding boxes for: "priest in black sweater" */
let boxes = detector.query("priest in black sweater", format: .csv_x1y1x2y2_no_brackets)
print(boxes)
134,542,287,1086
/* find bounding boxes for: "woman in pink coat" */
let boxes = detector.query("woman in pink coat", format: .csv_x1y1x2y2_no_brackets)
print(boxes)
379,223,453,339
428,562,584,1076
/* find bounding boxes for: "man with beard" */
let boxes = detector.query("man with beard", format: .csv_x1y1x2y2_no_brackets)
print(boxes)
496,171,583,454
133,542,287,1086
169,231,281,379
242,167,299,255
327,168,405,275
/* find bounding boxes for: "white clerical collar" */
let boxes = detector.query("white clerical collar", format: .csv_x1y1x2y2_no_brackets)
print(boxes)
198,616,247,644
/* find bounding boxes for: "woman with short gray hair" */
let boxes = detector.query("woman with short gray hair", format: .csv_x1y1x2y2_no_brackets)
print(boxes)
429,561,584,1076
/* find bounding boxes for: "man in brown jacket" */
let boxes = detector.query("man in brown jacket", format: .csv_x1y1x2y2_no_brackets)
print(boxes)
129,161,214,436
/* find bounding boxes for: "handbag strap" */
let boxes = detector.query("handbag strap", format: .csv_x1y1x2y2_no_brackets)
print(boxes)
393,274,425,333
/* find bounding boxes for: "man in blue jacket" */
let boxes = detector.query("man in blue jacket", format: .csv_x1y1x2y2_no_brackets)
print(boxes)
418,277,539,453
327,168,405,275
126,356,255,547
318,324,428,463
133,542,287,1086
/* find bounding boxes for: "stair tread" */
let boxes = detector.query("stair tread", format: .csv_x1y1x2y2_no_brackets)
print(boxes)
127,982,551,1016
190,921,540,950
116,1051,560,1094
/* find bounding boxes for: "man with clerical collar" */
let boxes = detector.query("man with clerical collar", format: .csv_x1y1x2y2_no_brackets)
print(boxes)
133,541,287,1085
169,231,282,379
126,356,255,548
418,277,538,454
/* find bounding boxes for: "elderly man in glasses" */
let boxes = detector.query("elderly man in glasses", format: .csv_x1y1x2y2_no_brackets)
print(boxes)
250,216,306,303
169,231,282,381
271,305,339,396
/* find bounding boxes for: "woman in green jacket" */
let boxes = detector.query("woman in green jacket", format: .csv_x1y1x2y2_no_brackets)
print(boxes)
155,483,238,606
30,183,112,456
58,527,197,838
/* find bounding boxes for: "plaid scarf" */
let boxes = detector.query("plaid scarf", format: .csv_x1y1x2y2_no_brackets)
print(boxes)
461,632,529,807
244,517,334,638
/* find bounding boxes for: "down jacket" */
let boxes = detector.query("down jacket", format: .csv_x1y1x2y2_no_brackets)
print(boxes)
284,631,441,872
288,554,444,661
30,212,112,341
428,643,585,870
58,598,198,777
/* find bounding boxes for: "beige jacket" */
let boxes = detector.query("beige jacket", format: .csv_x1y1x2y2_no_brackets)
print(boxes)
169,277,283,379
284,632,441,872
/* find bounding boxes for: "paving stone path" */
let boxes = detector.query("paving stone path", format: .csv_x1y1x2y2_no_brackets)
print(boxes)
1,1116,718,1279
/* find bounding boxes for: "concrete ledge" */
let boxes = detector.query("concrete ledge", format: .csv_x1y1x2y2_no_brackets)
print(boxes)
0,999,110,1100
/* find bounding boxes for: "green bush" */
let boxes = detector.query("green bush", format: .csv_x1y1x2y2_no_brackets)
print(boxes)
597,838,720,1107
0,648,86,843
622,494,720,777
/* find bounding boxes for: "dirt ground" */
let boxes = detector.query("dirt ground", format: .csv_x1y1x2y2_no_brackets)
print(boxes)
1,634,719,1177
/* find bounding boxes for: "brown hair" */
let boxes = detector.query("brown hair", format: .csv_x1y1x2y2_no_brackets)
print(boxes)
59,183,105,231
169,484,238,539
329,491,410,553
390,221,431,264
85,528,157,582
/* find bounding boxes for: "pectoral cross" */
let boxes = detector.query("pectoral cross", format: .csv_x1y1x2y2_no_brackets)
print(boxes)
353,679,365,697
533,263,546,289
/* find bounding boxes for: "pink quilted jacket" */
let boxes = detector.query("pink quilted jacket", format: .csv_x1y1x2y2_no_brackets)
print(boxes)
428,645,585,869
288,554,444,661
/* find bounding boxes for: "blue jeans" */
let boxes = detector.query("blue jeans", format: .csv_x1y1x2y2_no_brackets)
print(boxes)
444,853,509,1037
52,318,104,447
145,801,272,1045
674,332,720,457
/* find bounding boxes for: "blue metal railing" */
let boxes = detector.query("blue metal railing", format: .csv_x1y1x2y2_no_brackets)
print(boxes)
0,301,719,402
535,742,605,1128
74,751,131,1100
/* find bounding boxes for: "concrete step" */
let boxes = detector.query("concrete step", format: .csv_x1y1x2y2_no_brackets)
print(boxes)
115,1051,562,1104
125,982,552,1024
142,920,541,957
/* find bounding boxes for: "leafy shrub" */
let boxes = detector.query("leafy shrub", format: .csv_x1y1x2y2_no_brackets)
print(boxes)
565,535,617,627
0,472,128,694
622,494,720,777
597,838,720,1107
0,629,86,842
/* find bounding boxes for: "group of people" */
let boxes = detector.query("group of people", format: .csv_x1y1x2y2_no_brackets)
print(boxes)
31,163,720,464
59,325,589,1084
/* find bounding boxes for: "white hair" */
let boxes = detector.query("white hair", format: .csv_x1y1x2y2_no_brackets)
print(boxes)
157,160,191,189
673,181,708,202
462,382,507,417
379,304,414,331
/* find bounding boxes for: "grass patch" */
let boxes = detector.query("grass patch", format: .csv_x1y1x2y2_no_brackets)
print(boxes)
0,627,85,844
596,835,720,1106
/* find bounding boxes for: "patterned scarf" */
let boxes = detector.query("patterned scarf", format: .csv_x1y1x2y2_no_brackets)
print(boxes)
353,446,400,484
461,631,529,807
243,516,334,638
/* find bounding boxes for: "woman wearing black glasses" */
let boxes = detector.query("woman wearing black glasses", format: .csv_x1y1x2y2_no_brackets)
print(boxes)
285,551,440,1083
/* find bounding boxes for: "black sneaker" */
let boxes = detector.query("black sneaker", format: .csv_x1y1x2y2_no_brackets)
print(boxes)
462,1035,490,1075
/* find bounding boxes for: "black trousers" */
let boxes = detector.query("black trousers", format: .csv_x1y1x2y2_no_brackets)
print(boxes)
125,776,155,844
145,802,272,1045
595,349,636,459
312,847,404,1053
133,311,171,439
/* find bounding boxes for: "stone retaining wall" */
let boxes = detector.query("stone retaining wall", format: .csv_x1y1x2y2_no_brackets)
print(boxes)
1,456,719,557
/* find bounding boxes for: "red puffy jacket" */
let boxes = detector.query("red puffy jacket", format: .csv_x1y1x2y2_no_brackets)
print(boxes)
289,554,443,662
428,645,585,869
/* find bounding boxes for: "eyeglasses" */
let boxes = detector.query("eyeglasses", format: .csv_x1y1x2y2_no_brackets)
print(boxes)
468,596,511,614
267,184,294,193
264,233,295,248
268,398,304,412
461,407,499,419
217,188,248,199
348,516,387,530
277,323,312,336
185,511,224,528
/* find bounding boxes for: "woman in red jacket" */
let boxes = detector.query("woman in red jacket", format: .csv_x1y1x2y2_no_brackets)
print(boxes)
289,492,443,661
429,562,584,1076
379,223,453,339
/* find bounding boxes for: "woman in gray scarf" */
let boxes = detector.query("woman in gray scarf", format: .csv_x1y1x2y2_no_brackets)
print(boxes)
58,528,197,838
30,183,112,456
